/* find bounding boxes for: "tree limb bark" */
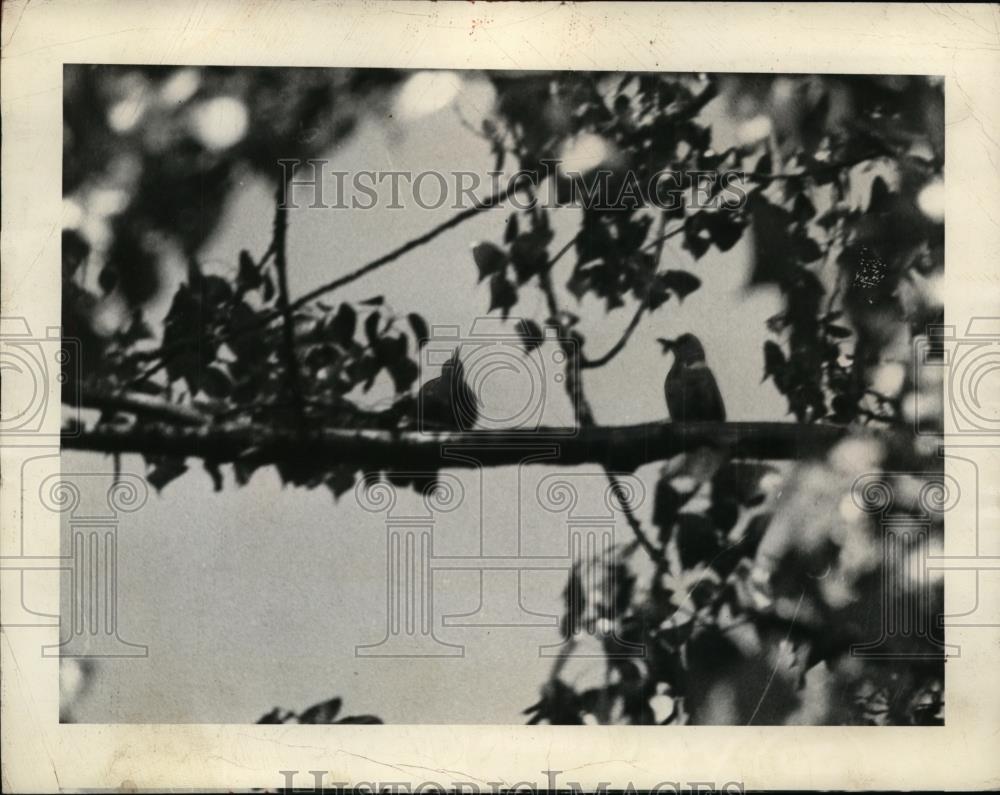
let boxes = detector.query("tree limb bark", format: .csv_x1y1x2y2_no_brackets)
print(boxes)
63,418,852,471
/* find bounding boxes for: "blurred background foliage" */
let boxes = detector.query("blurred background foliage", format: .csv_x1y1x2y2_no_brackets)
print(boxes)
62,67,945,725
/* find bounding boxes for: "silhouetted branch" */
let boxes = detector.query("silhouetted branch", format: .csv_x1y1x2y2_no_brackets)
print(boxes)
742,149,892,182
61,420,851,469
581,215,681,370
538,262,660,562
271,187,306,430
130,176,531,376
79,388,209,426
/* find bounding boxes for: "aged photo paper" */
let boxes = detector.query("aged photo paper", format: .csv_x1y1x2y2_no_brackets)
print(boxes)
2,1,999,791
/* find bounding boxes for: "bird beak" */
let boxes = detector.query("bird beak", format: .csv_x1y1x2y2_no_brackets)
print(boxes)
656,337,674,354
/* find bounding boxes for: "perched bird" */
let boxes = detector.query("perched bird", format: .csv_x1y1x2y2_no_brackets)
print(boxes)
657,333,726,422
417,347,480,431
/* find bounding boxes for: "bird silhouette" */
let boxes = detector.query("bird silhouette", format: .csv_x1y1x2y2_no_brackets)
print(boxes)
657,333,726,422
417,346,480,431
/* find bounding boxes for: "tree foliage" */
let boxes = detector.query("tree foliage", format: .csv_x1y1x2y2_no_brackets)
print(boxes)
63,68,945,725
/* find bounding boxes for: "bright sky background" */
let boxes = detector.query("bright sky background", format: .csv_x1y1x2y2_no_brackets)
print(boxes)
63,71,788,724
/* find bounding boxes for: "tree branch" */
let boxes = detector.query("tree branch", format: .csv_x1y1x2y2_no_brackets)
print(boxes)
742,149,891,183
580,215,680,370
78,389,209,427
537,263,660,562
271,187,306,430
61,420,851,469
129,175,531,376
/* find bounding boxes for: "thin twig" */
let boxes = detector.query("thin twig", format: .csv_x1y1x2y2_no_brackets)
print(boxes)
272,187,306,432
581,214,679,370
537,265,662,564
742,150,890,182
128,176,530,381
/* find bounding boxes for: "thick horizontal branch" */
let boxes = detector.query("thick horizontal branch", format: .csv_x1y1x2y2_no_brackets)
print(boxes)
78,389,209,426
62,420,853,470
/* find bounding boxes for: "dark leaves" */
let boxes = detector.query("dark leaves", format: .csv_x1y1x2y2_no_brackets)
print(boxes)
145,456,189,492
98,265,119,294
200,365,232,398
488,272,518,319
237,250,262,291
660,270,701,302
299,697,341,724
364,310,381,346
330,303,357,345
407,312,429,348
763,340,787,388
509,226,554,284
516,319,544,352
204,460,224,492
258,695,383,725
473,242,508,282
675,513,722,570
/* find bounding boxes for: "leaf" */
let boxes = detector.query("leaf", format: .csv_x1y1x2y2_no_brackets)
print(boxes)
407,312,429,348
360,295,384,306
375,334,407,366
200,275,233,307
299,697,342,724
762,340,787,387
792,192,817,223
706,211,745,252
330,303,357,345
682,225,711,260
335,714,383,724
660,270,702,302
867,175,893,214
794,235,823,263
516,318,544,352
237,250,261,291
472,242,508,283
754,151,773,178
201,365,232,398
388,356,419,394
748,194,795,286
146,457,188,492
504,213,520,244
204,460,224,492
62,229,91,277
257,707,293,724
262,273,276,302
652,477,683,545
510,228,553,284
98,265,119,294
488,272,518,319
364,311,381,346
675,513,721,570
233,458,260,487
325,467,356,500
826,324,853,338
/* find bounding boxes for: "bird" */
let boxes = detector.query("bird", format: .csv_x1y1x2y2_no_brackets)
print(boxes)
657,333,726,422
417,346,480,431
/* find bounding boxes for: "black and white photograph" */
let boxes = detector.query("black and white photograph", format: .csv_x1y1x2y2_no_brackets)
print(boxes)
3,2,999,792
57,63,948,726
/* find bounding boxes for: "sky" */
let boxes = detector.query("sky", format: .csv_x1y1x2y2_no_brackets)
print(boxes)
61,71,789,724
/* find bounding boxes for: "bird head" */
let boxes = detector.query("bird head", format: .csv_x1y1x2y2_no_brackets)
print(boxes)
656,333,707,365
442,346,482,407
440,346,464,383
